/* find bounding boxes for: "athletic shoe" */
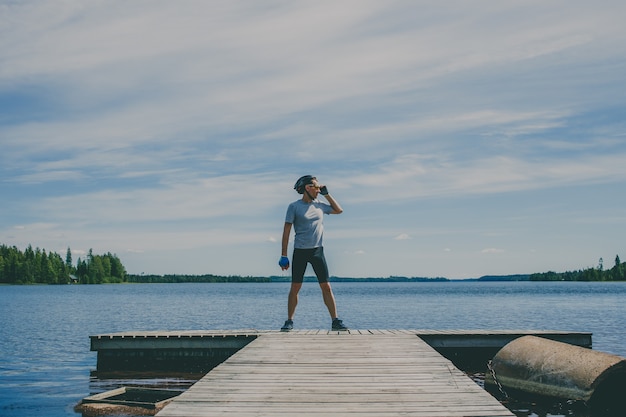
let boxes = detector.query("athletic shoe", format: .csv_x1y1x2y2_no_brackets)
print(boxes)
331,318,349,331
281,319,293,332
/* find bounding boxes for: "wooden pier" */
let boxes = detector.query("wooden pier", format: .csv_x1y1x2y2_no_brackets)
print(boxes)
88,329,592,416
153,330,520,417
154,331,513,416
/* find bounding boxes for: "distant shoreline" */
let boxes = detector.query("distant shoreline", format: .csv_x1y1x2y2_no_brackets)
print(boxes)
4,244,623,285
121,274,532,283
5,273,626,286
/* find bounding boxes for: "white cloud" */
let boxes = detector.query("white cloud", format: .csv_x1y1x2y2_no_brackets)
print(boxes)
482,248,505,254
2,1,626,278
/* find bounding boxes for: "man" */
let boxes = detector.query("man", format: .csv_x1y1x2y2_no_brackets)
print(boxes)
278,175,349,332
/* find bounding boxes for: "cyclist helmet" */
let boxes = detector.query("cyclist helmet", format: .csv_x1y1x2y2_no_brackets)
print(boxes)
294,175,315,194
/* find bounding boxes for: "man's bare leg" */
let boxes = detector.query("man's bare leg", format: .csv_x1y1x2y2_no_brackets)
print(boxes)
319,282,338,319
288,282,302,319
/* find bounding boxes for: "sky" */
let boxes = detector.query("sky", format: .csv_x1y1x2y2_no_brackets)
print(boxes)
1,1,625,279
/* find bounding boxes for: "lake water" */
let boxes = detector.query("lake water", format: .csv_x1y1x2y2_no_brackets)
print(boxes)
0,281,624,417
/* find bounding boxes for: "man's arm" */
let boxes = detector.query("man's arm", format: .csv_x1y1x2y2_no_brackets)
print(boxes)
281,222,292,256
323,193,343,214
315,180,343,215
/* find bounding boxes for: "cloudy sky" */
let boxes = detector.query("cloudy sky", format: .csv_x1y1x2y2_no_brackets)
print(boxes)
2,1,625,279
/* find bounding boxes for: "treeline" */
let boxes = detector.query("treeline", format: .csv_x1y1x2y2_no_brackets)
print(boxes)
3,243,625,284
0,244,126,284
530,255,626,282
126,274,270,283
269,276,449,282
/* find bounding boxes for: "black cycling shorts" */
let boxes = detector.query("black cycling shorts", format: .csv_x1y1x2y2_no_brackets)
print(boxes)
291,247,329,283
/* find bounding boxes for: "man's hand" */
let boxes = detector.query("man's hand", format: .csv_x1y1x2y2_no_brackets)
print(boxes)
278,256,290,270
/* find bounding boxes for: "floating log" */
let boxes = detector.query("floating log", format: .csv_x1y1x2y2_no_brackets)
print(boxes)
485,335,626,412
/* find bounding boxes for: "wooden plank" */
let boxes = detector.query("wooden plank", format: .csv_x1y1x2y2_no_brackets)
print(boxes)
156,333,514,417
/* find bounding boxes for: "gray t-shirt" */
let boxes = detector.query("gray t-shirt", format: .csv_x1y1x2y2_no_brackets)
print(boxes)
285,199,333,249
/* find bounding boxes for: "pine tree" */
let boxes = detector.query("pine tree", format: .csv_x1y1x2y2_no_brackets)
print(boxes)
66,247,73,271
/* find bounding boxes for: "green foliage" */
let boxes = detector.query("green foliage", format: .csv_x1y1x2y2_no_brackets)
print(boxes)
529,255,626,282
125,274,270,283
0,244,126,284
2,242,624,284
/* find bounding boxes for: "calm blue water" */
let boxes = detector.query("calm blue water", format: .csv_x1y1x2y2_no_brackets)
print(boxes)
0,281,624,417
